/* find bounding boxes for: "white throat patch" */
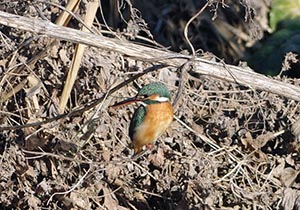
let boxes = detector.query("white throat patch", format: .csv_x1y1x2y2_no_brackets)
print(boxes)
155,96,169,102
138,96,169,107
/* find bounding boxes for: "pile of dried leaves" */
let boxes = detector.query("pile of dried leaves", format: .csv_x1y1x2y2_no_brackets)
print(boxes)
0,0,300,209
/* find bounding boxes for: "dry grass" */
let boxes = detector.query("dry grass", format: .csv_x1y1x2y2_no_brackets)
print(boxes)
0,0,300,209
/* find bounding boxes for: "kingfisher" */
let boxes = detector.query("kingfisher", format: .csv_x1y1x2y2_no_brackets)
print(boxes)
111,82,174,154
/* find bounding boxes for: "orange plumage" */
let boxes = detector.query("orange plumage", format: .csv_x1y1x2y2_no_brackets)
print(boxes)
111,82,174,154
131,101,173,154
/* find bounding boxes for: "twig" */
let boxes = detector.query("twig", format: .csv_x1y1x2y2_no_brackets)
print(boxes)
1,11,300,101
0,64,167,131
173,2,209,108
47,166,91,205
173,115,220,150
183,2,209,57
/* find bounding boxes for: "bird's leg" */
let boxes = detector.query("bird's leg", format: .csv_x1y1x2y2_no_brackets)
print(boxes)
146,143,154,150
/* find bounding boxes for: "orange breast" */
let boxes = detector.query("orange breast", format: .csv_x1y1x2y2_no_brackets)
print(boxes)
132,102,173,154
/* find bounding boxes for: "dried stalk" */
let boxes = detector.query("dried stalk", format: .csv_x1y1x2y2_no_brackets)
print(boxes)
0,11,300,102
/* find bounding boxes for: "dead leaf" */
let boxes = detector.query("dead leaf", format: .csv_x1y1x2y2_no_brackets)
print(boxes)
286,154,295,167
280,167,300,187
36,180,52,195
27,194,41,210
24,165,38,180
59,48,70,65
148,147,165,168
254,130,285,149
70,191,90,209
158,68,178,86
241,131,253,148
282,188,300,210
26,74,42,97
292,118,300,141
25,134,47,151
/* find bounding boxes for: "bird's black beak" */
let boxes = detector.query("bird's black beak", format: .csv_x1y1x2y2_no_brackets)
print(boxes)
110,97,143,108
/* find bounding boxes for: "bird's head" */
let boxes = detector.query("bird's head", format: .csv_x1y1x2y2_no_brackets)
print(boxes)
111,82,172,107
136,82,171,104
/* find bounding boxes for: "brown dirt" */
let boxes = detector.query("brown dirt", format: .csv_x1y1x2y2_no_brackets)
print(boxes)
0,1,300,209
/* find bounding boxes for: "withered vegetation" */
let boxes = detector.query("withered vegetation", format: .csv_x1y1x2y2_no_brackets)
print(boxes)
0,1,300,209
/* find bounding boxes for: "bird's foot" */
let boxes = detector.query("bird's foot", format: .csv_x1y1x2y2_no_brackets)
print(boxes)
146,143,154,150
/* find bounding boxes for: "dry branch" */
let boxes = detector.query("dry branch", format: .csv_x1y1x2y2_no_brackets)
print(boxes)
1,11,300,101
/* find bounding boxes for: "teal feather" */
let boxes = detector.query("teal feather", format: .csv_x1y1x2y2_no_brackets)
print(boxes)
137,82,171,100
129,105,146,138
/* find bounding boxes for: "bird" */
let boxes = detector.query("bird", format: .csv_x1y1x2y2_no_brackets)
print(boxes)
111,82,174,154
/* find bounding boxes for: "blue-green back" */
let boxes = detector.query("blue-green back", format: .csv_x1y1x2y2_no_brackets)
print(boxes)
129,105,146,139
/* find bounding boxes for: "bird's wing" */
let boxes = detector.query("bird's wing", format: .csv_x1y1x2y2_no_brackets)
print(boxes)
129,105,146,139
